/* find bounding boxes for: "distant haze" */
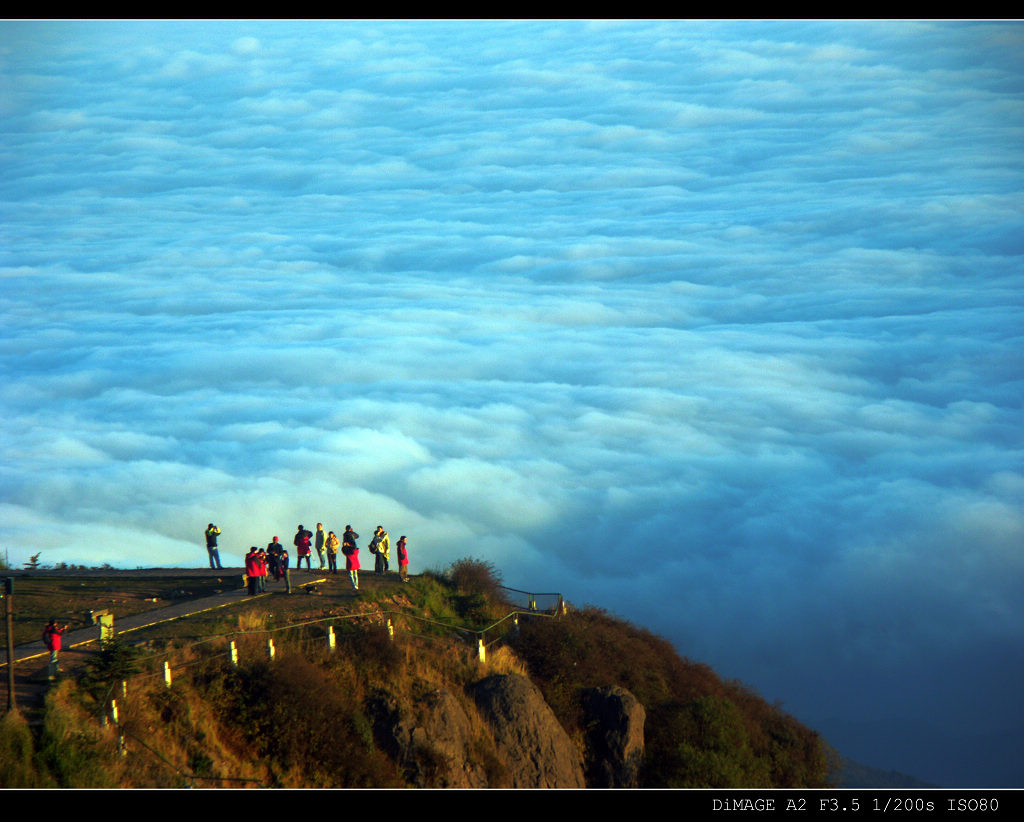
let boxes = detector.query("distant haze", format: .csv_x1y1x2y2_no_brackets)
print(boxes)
2,21,1021,787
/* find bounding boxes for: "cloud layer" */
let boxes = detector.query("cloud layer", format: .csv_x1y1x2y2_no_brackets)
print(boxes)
2,21,1022,786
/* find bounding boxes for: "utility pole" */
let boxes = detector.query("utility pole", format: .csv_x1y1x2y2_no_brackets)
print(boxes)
3,578,15,713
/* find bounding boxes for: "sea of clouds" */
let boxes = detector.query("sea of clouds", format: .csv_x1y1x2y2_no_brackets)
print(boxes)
1,20,1022,786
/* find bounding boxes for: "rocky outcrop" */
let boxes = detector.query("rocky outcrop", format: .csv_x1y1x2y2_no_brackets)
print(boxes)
472,673,585,788
367,676,644,789
583,685,646,787
367,687,489,788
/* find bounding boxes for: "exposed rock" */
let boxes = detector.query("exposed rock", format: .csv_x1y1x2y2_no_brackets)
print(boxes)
473,673,585,788
583,685,646,787
367,687,489,788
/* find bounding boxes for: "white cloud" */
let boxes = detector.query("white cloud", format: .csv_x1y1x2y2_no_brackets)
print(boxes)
2,19,1022,787
232,36,261,56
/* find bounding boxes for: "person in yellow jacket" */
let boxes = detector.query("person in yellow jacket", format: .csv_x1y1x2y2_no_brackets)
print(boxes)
325,530,340,574
371,525,391,575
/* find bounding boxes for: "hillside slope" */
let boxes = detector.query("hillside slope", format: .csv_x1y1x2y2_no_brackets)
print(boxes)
0,560,830,788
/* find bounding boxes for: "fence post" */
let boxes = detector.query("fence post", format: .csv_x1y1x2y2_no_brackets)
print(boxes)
121,680,127,698
267,638,275,660
230,640,238,667
163,661,172,689
529,596,537,612
477,637,486,663
387,619,394,641
558,595,566,616
110,699,119,725
327,626,336,653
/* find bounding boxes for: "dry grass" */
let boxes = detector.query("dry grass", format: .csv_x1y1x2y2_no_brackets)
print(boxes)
480,644,528,677
114,650,271,787
236,610,270,633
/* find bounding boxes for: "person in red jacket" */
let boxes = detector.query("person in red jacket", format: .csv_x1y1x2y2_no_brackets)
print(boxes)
294,525,312,571
256,548,268,593
245,547,261,596
42,618,68,677
342,525,360,591
397,535,410,583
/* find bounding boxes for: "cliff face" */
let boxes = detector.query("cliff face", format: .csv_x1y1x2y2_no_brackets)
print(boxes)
366,674,638,788
473,673,587,788
368,685,490,788
583,685,647,788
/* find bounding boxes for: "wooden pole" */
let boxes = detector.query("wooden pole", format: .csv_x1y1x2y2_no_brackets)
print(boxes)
4,578,15,713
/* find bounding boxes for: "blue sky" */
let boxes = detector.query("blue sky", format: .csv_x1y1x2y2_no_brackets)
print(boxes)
2,20,1022,787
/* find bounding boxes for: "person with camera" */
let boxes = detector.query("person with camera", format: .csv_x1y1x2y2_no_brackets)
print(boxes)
42,618,69,678
205,523,223,569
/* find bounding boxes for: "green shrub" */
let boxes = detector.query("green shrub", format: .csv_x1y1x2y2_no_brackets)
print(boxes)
643,695,770,787
77,638,143,704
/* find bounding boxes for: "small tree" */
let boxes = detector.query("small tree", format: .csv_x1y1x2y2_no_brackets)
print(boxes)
447,557,504,601
24,552,41,570
78,638,143,704
445,558,509,623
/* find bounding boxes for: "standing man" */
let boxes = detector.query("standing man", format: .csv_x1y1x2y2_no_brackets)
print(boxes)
315,523,327,571
266,536,282,581
42,618,68,678
325,530,340,574
279,545,292,594
373,525,391,575
205,523,223,569
294,525,312,571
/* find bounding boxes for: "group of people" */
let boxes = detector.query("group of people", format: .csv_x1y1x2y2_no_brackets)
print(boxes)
244,538,292,595
336,525,411,588
209,521,410,595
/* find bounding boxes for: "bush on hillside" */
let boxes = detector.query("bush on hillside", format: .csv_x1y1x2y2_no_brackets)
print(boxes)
509,605,721,725
446,558,505,601
509,606,829,788
222,653,401,787
444,558,509,625
77,638,143,704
